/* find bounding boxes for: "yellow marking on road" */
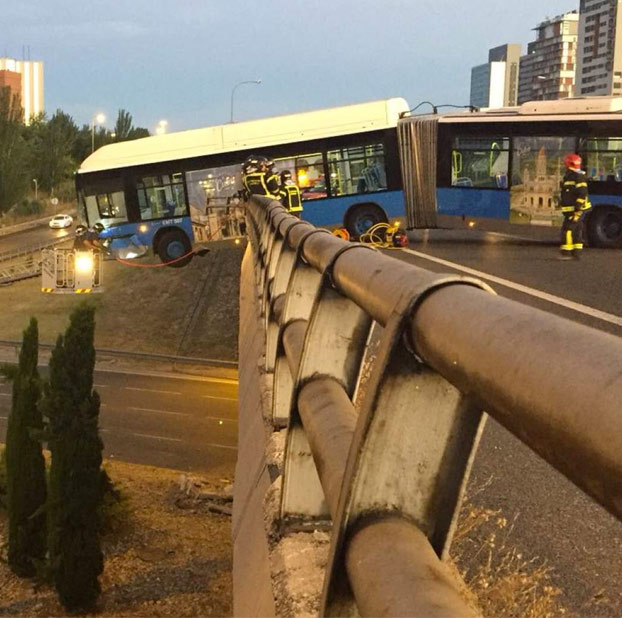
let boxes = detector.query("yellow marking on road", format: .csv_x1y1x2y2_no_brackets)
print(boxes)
203,395,237,401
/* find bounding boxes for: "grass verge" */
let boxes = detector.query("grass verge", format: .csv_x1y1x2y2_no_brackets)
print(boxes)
0,457,233,617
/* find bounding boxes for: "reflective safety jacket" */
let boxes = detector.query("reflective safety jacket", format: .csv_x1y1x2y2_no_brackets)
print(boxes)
560,169,591,214
244,171,280,199
279,183,303,212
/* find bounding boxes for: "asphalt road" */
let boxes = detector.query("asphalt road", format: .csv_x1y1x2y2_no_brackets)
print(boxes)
395,229,622,617
0,223,73,255
0,368,238,474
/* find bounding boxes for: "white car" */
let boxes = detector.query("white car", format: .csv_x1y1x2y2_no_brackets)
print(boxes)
49,214,73,229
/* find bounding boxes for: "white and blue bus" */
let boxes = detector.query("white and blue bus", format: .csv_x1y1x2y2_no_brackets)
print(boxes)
398,97,622,248
76,98,409,266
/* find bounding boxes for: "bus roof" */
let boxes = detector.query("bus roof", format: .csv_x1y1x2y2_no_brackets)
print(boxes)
78,97,409,174
400,96,622,125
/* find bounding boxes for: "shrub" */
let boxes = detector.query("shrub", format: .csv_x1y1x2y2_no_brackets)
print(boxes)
4,318,47,577
44,303,104,612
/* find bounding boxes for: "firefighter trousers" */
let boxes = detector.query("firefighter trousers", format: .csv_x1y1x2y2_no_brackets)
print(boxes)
560,213,584,254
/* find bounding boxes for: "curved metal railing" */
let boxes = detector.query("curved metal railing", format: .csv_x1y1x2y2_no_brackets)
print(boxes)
245,195,622,617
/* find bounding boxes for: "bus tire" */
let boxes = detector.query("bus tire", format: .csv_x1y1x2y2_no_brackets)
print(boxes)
156,229,193,267
586,206,622,248
344,203,388,239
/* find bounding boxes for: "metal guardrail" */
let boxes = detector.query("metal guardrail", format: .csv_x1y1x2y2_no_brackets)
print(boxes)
246,195,622,617
0,339,237,368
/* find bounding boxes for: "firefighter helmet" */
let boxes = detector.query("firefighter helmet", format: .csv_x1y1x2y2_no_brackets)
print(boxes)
75,224,87,236
280,170,292,183
93,222,105,233
564,153,582,170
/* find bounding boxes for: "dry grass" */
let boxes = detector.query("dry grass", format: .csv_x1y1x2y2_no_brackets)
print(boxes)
0,458,233,617
0,247,243,360
452,482,568,618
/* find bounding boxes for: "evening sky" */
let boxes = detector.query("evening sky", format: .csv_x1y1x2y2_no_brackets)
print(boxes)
1,0,578,132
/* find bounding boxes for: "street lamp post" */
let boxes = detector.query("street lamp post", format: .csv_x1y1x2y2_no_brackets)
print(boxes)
91,113,106,153
156,119,168,135
32,178,38,201
230,79,261,123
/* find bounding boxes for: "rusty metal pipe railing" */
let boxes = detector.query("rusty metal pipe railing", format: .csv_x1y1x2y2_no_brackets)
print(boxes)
346,518,479,618
298,378,358,519
245,196,622,617
260,200,622,520
411,285,622,520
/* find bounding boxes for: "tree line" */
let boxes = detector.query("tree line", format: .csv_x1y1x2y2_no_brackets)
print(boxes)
0,86,150,214
2,304,106,612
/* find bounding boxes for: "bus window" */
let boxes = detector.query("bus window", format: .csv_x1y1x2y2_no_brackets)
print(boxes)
451,137,509,189
584,138,622,182
327,144,387,196
81,178,127,225
96,192,126,219
137,173,187,220
274,153,327,200
510,136,574,226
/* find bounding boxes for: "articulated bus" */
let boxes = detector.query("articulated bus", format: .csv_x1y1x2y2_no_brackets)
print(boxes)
76,98,409,265
398,97,622,248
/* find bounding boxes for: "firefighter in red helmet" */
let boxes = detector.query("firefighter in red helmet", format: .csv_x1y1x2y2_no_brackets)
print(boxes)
559,153,591,259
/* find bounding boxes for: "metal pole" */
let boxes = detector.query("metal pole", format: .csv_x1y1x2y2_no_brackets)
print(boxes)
230,79,261,123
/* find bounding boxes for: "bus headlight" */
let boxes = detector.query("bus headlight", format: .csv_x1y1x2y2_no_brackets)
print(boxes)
139,224,149,233
75,252,94,275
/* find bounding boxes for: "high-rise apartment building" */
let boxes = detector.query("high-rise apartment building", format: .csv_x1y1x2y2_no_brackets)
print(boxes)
470,44,522,109
0,57,44,123
576,0,622,95
518,12,579,104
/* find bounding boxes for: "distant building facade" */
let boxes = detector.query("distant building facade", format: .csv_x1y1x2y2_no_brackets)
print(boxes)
470,44,522,109
518,12,579,104
0,58,44,123
576,0,622,96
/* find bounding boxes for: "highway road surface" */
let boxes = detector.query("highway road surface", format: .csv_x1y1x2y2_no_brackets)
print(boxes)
0,368,238,474
0,223,74,255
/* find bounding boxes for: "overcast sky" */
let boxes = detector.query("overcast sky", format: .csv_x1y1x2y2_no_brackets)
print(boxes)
1,0,578,132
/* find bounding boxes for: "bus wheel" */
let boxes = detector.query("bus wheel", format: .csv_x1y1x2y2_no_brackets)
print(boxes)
344,203,387,239
156,230,193,267
587,207,622,248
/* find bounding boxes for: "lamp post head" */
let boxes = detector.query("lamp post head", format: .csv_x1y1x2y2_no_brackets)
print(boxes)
94,113,106,125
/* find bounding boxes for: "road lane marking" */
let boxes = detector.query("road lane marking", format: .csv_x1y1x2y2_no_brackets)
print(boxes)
129,406,190,417
204,415,237,424
403,249,622,328
0,393,10,397
125,387,182,395
0,415,7,420
203,395,237,401
94,384,109,388
132,432,183,443
206,443,238,451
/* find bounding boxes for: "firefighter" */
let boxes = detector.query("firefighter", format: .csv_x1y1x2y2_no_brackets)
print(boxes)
264,159,281,198
241,156,260,200
559,153,592,260
243,156,279,199
278,169,303,217
74,223,103,250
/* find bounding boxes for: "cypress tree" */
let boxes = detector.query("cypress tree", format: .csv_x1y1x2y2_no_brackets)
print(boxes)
4,317,47,577
44,303,103,612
